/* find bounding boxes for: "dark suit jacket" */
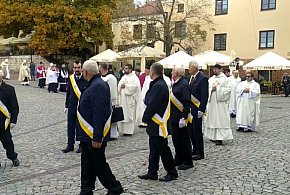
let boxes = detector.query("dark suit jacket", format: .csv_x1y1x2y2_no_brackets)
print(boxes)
76,75,111,143
0,82,19,129
171,77,191,124
189,72,209,117
65,74,87,114
143,76,172,136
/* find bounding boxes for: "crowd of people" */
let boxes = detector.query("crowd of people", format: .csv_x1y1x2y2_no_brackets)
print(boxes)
0,58,262,195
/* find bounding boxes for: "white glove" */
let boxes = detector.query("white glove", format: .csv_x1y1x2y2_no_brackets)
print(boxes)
197,111,204,118
10,123,16,129
64,108,68,113
179,118,186,128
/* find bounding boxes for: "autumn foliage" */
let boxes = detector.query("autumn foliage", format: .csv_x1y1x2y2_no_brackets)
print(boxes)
0,0,116,55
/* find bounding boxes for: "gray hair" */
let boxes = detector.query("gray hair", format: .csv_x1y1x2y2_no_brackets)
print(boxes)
189,60,199,69
173,65,185,76
82,60,99,73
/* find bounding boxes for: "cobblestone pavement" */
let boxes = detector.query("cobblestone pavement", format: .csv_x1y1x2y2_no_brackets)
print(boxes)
0,80,289,195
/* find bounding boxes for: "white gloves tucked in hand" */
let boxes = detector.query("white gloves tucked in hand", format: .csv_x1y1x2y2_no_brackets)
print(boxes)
179,118,186,128
10,123,16,129
197,111,204,118
64,108,68,113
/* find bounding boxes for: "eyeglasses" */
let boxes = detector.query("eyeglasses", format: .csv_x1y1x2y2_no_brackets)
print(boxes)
246,76,252,78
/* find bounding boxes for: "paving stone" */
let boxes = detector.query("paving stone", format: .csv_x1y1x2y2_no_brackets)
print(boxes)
0,80,289,194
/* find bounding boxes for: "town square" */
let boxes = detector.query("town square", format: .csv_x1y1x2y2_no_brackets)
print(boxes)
0,0,290,194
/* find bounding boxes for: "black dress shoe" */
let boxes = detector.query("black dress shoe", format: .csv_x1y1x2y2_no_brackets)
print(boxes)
12,158,20,167
192,155,203,161
178,164,194,170
210,139,216,143
215,140,223,145
76,146,82,153
159,174,178,182
236,127,244,132
61,146,74,153
138,173,158,180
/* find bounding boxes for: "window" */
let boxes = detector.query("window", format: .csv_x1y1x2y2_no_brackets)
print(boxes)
214,33,227,51
133,25,142,40
261,0,276,10
215,0,228,15
259,30,275,49
177,4,184,13
175,21,186,38
146,24,156,39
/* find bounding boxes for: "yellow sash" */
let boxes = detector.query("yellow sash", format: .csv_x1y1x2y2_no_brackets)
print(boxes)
0,100,10,130
77,110,111,140
190,94,207,117
170,93,192,125
151,98,170,138
191,94,201,108
70,75,81,100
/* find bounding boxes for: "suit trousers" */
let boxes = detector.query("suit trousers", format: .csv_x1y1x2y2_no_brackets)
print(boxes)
80,142,123,195
189,117,204,158
172,123,193,166
0,128,18,161
67,111,77,146
148,136,177,177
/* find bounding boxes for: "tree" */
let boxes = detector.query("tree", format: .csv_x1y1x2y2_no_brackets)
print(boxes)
0,0,116,55
118,0,214,56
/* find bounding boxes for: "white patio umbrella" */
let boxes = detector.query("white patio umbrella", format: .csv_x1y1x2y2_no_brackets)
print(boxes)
90,49,121,63
201,50,231,66
243,51,290,70
118,46,165,71
118,46,165,58
157,51,207,69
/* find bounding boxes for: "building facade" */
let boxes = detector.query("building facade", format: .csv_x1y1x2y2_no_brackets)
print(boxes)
205,0,290,60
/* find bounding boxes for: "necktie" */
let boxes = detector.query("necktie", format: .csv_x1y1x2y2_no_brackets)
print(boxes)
190,75,196,86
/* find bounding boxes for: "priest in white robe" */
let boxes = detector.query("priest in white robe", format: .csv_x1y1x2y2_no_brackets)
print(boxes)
18,60,31,85
99,64,119,139
205,64,233,145
229,70,241,118
236,71,260,132
139,63,152,128
118,64,142,135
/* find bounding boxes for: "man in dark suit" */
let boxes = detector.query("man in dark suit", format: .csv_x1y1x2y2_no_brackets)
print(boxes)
188,61,209,160
138,63,178,182
62,61,87,153
170,65,193,170
77,60,123,195
0,70,20,166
